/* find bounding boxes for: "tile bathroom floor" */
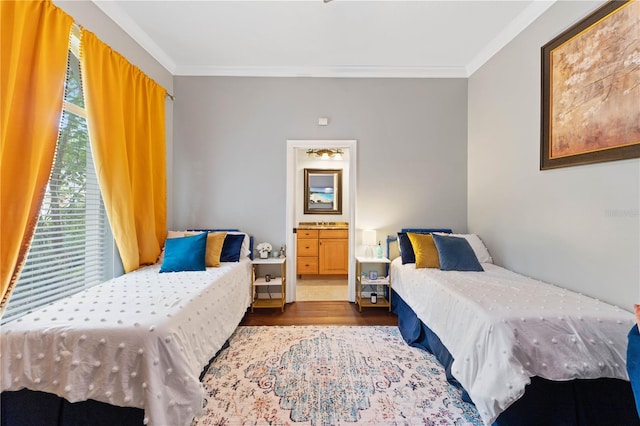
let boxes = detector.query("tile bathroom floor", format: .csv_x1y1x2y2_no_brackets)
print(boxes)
296,278,348,301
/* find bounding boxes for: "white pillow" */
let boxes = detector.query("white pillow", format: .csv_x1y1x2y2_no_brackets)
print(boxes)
157,230,189,263
167,230,187,239
434,232,493,264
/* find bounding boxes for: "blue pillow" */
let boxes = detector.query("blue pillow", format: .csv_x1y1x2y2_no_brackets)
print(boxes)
398,232,416,264
628,325,640,417
431,234,484,272
160,232,207,273
220,233,244,262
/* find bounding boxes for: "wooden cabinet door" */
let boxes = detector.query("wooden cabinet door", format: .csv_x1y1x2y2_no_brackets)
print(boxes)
319,238,348,274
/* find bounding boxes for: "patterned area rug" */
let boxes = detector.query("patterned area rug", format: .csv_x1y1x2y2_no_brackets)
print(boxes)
193,326,481,425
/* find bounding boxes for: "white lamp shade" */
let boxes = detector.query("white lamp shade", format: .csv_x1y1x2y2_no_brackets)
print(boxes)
362,229,377,246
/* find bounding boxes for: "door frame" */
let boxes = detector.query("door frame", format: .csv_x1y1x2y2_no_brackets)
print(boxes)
285,139,357,303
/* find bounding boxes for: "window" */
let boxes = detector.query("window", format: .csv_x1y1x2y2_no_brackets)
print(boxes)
2,31,115,324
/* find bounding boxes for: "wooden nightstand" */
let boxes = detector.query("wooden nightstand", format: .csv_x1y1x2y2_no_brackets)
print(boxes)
355,256,391,312
251,257,286,312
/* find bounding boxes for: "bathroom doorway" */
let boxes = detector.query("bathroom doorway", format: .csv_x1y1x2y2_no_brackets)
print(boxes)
285,140,357,303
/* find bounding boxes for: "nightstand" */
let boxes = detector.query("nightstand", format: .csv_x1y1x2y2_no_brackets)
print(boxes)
251,257,286,312
355,256,391,312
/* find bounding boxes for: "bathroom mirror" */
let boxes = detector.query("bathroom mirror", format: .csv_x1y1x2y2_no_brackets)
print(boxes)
303,168,342,215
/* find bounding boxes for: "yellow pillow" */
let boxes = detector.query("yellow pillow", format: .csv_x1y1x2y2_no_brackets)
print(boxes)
184,232,227,267
407,232,440,268
204,232,226,267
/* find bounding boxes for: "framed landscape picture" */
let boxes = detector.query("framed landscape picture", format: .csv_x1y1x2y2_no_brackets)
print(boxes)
540,0,640,170
303,168,342,215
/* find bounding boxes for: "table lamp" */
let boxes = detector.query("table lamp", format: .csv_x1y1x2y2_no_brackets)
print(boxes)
363,229,377,258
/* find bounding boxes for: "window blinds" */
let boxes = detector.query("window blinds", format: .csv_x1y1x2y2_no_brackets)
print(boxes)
2,48,111,324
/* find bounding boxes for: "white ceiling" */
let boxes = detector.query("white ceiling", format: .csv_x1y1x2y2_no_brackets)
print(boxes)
92,0,556,78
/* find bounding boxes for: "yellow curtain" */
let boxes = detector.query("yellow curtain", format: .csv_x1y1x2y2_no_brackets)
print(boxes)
80,29,166,273
0,1,73,311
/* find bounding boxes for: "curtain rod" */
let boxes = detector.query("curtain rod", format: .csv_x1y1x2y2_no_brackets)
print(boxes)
71,22,175,102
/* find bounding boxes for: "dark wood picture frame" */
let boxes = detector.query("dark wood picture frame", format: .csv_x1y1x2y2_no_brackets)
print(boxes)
540,0,640,170
303,168,342,215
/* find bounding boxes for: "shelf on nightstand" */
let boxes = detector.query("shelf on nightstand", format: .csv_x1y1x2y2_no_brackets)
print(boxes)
254,277,284,286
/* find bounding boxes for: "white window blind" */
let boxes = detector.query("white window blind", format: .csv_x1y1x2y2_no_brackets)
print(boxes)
2,34,114,324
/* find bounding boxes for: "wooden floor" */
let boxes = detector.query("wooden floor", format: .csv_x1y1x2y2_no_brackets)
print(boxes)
240,301,398,326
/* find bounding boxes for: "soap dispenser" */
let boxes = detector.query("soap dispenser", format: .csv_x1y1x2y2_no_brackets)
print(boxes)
376,241,383,258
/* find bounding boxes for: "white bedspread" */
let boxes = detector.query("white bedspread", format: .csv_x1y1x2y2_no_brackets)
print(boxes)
391,258,635,425
1,259,252,426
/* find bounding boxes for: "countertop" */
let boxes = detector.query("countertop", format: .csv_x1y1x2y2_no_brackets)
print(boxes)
297,222,349,230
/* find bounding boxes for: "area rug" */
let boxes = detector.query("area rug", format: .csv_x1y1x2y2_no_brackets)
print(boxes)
193,326,482,425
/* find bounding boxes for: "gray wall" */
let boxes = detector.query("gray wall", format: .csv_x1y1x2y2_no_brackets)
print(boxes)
468,0,639,310
172,77,469,248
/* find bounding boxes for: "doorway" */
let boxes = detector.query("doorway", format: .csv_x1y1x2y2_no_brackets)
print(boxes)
285,140,357,303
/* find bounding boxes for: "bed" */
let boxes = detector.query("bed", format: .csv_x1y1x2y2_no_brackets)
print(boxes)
388,229,639,426
1,230,253,426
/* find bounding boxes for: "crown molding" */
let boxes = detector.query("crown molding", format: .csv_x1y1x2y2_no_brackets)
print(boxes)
92,0,557,79
91,0,177,74
173,65,469,78
466,0,556,76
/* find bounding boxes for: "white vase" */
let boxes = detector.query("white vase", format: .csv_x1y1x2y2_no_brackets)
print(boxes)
260,251,268,259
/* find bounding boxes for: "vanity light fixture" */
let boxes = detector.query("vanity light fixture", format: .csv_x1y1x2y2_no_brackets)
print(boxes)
307,148,343,160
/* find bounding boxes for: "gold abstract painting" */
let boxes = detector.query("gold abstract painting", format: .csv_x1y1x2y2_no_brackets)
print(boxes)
541,0,640,169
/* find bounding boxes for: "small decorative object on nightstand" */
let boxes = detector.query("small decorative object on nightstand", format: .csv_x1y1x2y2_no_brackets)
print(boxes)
376,241,383,258
355,256,391,312
256,242,272,259
251,257,286,312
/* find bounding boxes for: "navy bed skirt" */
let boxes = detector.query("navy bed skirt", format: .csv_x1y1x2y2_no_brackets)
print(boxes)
1,341,229,426
391,288,640,426
0,390,144,426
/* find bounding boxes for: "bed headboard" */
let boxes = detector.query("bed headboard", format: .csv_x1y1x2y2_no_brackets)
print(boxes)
187,229,254,260
386,228,453,261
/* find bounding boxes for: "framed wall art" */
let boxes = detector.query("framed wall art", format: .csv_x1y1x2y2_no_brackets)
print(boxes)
303,168,342,215
540,0,640,170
